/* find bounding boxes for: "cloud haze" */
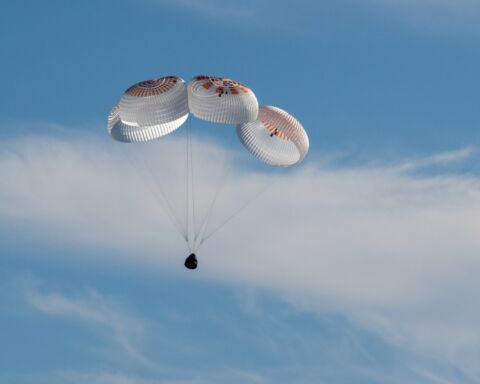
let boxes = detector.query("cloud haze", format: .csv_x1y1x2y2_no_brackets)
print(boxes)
1,131,480,378
25,281,149,366
151,0,480,34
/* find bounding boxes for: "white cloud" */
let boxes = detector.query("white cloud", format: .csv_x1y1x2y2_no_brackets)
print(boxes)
368,0,480,33
150,0,480,35
396,146,476,171
54,371,198,384
25,281,150,367
47,368,270,384
151,0,256,23
146,0,304,33
370,0,479,8
414,368,456,384
2,131,480,377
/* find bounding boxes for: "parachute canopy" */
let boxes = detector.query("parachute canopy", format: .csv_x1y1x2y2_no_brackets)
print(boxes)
236,106,309,166
108,74,309,166
110,76,189,143
188,75,259,124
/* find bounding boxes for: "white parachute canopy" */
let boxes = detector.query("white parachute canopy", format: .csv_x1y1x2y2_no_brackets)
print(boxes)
109,76,189,143
236,105,309,167
187,75,259,124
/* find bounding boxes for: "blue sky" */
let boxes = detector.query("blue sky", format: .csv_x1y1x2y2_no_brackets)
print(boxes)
1,1,480,383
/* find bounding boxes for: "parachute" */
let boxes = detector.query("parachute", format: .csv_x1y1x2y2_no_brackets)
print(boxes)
188,75,259,124
108,75,309,269
236,106,309,166
109,77,189,142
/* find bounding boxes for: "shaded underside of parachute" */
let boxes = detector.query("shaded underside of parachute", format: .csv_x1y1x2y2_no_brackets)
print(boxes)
109,76,190,143
236,106,309,166
108,104,189,143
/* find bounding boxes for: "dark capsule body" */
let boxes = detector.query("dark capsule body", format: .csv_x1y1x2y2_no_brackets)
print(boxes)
184,253,198,269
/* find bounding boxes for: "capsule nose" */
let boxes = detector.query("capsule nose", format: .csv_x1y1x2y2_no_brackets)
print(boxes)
184,253,198,269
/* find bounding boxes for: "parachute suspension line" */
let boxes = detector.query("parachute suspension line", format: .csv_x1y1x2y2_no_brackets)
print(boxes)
199,176,276,248
185,120,192,252
189,121,198,243
138,156,188,240
123,150,188,243
185,119,198,252
193,152,233,251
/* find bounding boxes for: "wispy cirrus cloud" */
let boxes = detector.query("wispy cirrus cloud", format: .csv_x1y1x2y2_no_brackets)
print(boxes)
395,146,477,171
25,282,150,367
51,369,269,384
368,0,480,33
414,368,457,384
2,130,480,380
149,0,480,35
53,371,203,384
152,0,256,22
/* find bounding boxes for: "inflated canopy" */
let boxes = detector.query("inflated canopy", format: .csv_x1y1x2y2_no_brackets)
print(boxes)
188,75,258,124
110,76,189,143
236,106,309,166
108,75,309,167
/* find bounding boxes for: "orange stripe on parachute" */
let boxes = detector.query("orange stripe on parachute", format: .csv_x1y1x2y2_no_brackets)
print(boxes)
263,121,289,141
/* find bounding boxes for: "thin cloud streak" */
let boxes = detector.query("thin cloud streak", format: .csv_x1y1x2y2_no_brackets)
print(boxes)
55,371,203,384
51,368,271,384
414,368,456,384
25,283,150,367
150,0,480,34
369,0,480,35
395,146,477,171
152,0,255,22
